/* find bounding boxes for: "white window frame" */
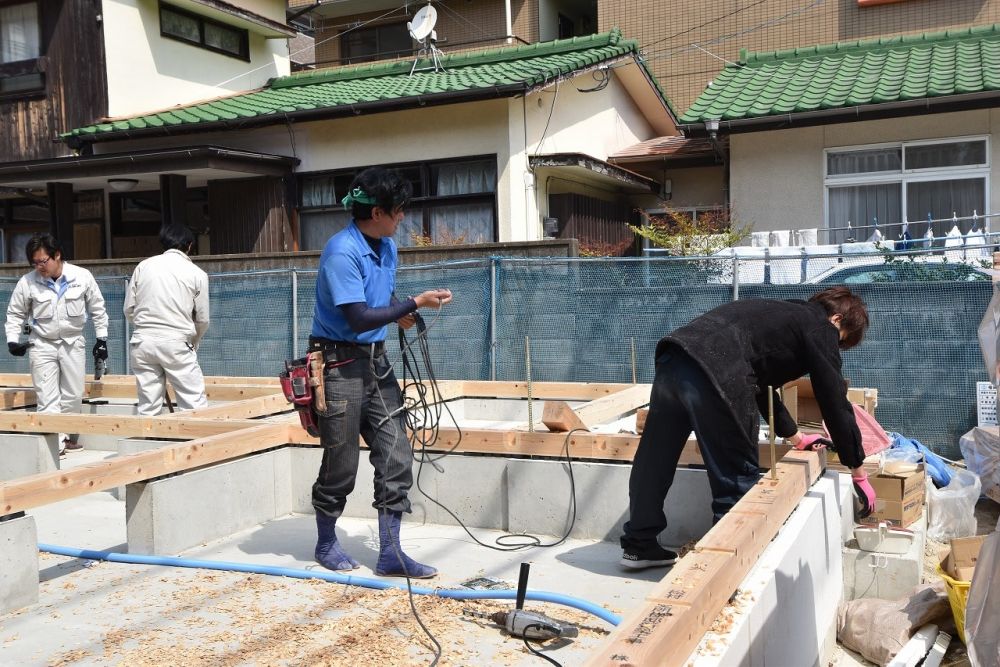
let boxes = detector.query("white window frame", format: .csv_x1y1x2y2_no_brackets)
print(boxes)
823,135,991,234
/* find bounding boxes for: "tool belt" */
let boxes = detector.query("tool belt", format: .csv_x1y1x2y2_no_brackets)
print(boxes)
278,353,327,437
308,337,385,362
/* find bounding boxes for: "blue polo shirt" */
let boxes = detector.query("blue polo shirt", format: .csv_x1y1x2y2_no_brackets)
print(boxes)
311,222,397,344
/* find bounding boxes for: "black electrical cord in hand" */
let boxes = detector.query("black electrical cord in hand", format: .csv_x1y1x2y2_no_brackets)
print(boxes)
397,311,581,552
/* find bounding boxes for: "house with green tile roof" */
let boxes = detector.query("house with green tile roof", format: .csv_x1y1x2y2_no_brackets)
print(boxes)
0,29,678,258
620,25,1000,247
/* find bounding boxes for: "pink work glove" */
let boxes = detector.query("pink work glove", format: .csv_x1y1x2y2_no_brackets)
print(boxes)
794,434,832,451
852,470,876,519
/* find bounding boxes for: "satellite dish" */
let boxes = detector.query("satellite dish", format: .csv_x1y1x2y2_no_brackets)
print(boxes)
408,4,438,42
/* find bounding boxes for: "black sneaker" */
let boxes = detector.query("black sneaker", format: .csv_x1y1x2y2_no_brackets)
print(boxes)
620,543,679,570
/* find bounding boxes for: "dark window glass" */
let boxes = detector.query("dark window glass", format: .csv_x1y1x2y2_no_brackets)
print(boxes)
905,141,988,170
160,2,248,60
0,2,43,95
341,23,412,64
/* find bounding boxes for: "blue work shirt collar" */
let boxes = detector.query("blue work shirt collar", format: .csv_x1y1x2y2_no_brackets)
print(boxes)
346,222,386,264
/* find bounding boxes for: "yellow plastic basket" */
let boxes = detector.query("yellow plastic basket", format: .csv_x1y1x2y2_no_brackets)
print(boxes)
937,564,972,644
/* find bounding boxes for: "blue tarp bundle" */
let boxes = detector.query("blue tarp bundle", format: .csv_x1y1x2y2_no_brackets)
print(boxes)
889,432,954,487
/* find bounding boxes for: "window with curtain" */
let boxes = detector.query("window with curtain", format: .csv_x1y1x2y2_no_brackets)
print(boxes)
298,156,498,250
824,138,989,243
0,1,42,94
160,2,249,60
341,22,412,64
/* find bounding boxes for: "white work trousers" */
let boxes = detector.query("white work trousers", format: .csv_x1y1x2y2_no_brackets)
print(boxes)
130,339,208,416
29,337,85,414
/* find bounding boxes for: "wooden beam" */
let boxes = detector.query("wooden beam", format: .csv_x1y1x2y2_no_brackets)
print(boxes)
164,393,289,420
0,389,35,410
635,408,648,434
586,449,824,666
0,423,288,516
543,384,651,432
460,381,637,400
0,412,260,439
84,383,280,401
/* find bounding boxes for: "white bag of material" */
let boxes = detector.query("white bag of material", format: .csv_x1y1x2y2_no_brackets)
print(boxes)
966,531,1000,667
960,427,1000,505
926,468,981,542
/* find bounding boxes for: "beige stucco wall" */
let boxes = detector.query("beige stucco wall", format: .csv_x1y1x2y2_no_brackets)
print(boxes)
664,166,725,209
92,66,658,243
730,109,1000,235
228,0,285,23
101,0,290,118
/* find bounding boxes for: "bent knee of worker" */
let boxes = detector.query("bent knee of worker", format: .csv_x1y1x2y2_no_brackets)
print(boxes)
318,399,350,448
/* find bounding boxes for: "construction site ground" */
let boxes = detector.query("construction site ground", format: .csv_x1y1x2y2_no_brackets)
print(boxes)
0,450,655,666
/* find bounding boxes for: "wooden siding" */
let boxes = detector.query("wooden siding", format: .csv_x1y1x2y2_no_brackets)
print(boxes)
207,176,293,254
548,192,638,257
0,0,107,162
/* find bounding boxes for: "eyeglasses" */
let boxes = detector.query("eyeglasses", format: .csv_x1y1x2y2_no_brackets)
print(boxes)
31,256,52,268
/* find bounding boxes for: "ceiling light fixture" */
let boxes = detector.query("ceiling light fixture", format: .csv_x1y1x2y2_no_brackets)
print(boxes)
108,178,139,192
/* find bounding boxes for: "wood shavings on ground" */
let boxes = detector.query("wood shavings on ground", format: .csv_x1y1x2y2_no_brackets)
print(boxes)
41,568,608,666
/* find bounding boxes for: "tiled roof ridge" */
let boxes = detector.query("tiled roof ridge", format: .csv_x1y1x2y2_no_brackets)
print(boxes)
740,23,1000,66
271,27,629,89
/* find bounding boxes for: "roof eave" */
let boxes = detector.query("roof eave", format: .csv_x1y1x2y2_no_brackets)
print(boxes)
64,84,528,148
679,89,1000,135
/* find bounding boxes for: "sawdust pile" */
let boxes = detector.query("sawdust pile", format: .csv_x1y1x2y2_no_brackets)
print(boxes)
45,569,607,666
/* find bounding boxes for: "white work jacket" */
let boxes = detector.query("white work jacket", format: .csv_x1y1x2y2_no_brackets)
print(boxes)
4,262,109,344
124,249,210,345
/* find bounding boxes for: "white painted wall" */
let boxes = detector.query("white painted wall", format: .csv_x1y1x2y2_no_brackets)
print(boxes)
229,0,285,23
101,0,290,118
730,109,1000,234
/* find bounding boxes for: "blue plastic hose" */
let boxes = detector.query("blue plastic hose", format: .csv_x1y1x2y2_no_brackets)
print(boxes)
38,543,621,626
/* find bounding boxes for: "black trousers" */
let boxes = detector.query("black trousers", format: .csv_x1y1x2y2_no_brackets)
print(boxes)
311,348,414,519
621,346,761,549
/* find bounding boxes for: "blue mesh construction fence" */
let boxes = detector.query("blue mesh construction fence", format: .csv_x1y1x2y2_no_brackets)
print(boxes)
0,251,992,459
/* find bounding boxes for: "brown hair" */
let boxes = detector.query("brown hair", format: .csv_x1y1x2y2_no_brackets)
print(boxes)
809,287,869,349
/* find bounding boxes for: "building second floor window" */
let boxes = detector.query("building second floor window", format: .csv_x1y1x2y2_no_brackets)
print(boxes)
160,2,249,61
0,1,43,95
341,22,412,64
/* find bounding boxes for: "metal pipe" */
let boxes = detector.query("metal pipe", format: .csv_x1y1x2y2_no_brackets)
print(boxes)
768,385,777,480
630,337,637,384
291,269,299,359
505,0,513,43
731,254,740,301
526,336,534,432
490,258,498,382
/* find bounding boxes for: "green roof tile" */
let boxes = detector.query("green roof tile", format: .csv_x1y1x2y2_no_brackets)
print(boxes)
680,23,1000,124
67,29,676,139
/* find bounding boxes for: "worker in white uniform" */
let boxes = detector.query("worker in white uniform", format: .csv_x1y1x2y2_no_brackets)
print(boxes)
123,225,209,415
5,234,109,453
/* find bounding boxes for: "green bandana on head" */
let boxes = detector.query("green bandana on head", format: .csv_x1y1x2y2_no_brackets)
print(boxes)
341,187,377,210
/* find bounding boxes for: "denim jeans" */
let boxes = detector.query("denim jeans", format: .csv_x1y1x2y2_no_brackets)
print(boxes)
621,346,761,549
311,349,414,518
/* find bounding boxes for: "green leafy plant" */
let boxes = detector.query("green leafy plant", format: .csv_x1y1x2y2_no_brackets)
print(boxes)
628,207,750,256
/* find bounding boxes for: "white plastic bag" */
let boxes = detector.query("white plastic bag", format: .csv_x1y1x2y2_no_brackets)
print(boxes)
926,468,981,542
960,427,1000,505
966,531,1000,667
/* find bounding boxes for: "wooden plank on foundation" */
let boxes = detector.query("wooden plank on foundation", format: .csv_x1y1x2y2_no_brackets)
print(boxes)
543,384,652,432
635,408,648,433
84,383,280,401
0,389,35,410
0,412,259,439
587,449,825,666
168,393,289,420
460,381,636,400
0,423,288,516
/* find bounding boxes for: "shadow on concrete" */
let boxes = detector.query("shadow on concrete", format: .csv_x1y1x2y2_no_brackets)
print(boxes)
38,542,128,583
235,514,379,567
554,540,675,582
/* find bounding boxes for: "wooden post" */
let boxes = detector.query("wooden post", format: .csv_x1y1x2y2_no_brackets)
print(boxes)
159,173,187,231
46,182,74,259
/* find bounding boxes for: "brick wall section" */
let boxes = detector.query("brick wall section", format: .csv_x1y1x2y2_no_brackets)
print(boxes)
599,0,1000,114
311,1,518,67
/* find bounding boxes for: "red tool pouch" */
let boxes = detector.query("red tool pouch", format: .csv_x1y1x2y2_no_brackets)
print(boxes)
280,357,319,437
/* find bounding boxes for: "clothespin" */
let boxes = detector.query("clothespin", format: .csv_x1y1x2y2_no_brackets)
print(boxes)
846,220,854,243
972,210,979,233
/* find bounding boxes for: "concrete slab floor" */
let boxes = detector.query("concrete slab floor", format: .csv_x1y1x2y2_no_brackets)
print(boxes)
0,450,662,666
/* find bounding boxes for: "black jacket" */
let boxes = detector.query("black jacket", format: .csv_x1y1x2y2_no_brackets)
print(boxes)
657,298,865,469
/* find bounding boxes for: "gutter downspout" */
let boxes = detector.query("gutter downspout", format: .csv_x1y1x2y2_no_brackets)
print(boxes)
505,0,513,44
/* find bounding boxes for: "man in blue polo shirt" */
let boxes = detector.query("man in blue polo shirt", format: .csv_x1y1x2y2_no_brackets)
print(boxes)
309,166,452,578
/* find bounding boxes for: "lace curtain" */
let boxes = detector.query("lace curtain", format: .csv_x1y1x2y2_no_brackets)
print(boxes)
0,3,39,63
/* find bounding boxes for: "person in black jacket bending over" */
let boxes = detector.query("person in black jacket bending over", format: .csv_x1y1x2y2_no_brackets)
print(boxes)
620,287,875,570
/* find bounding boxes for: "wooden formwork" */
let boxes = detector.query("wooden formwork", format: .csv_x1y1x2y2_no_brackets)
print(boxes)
0,375,822,665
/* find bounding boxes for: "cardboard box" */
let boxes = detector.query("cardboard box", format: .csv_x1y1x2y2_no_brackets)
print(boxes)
858,464,926,528
782,378,877,424
942,535,988,581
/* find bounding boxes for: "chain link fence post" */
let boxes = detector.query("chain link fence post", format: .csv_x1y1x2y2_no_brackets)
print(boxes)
291,269,299,359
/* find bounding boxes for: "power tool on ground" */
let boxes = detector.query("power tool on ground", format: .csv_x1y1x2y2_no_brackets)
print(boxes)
464,563,579,640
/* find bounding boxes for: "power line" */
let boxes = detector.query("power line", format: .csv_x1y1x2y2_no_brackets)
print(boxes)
637,0,770,52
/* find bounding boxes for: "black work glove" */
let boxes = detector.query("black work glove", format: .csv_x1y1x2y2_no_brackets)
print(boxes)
93,338,109,361
8,341,31,356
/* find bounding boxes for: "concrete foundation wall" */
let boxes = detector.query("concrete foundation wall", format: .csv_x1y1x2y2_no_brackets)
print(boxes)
0,515,39,614
0,434,59,481
692,473,845,667
128,444,712,553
